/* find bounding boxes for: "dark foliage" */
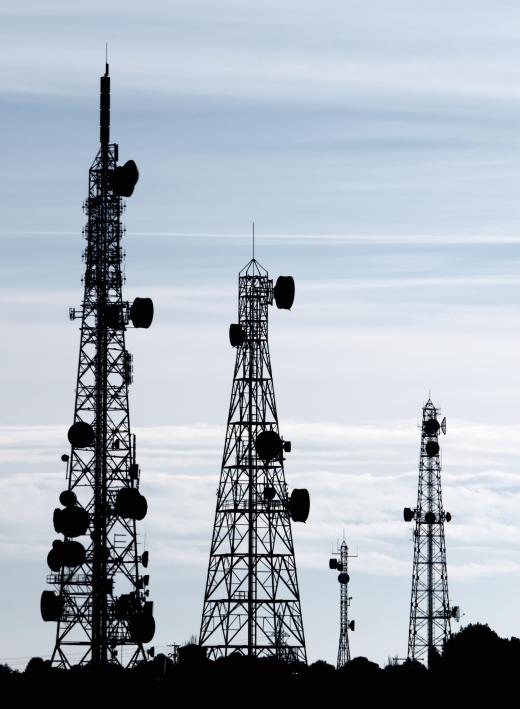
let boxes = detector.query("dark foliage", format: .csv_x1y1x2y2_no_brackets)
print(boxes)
1,624,518,699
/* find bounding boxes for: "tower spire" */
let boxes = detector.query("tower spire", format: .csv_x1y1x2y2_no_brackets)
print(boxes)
100,62,110,146
403,399,459,667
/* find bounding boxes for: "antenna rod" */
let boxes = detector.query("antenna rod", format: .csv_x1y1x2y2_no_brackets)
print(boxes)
100,61,110,146
252,221,255,260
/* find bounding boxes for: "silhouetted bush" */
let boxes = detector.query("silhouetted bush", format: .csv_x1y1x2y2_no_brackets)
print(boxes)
308,659,336,675
439,622,520,678
341,655,380,676
1,623,518,696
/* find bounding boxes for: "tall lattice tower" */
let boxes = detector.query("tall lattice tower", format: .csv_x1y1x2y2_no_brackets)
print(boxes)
403,398,459,667
199,258,309,662
329,538,356,668
40,65,155,667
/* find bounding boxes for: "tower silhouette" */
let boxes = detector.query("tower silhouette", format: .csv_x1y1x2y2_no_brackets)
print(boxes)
40,65,155,667
199,258,308,662
329,538,356,668
403,398,459,667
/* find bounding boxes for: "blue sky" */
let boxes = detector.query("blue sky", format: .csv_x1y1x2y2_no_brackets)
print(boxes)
1,1,520,668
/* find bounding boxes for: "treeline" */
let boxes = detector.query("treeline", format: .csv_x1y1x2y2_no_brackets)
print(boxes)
1,624,518,697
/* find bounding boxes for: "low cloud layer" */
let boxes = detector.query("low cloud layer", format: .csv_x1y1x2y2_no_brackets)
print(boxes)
2,418,518,574
1,416,518,666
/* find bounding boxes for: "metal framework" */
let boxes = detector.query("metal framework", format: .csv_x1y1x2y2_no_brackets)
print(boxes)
199,258,308,662
41,65,154,667
329,538,356,668
404,398,458,667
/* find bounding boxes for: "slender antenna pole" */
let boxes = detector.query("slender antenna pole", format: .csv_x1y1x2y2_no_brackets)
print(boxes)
252,221,255,260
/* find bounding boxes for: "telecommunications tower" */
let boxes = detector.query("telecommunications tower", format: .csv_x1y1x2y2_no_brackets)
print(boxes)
199,257,309,662
41,65,155,667
403,398,459,667
328,538,356,668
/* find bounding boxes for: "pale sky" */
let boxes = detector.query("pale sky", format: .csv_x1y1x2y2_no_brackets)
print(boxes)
1,1,520,669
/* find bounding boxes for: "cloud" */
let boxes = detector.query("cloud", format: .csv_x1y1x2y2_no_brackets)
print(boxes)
0,1,519,108
1,419,518,584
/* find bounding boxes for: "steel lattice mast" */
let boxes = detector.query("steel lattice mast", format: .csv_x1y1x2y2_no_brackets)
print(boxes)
199,258,309,662
403,398,459,667
40,65,155,668
329,538,356,668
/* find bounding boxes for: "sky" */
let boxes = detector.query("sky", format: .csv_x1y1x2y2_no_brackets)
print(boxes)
1,0,520,669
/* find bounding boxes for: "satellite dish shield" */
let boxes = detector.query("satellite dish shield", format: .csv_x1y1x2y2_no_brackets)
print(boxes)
349,620,355,631
68,421,95,448
425,441,440,457
441,417,447,434
59,490,77,508
116,487,148,521
48,540,86,570
263,485,276,501
62,541,86,567
130,297,154,328
229,323,245,347
273,276,295,310
40,591,64,622
254,430,283,461
445,512,452,522
142,550,149,568
112,160,139,197
53,506,89,537
423,418,440,435
129,602,155,643
329,558,338,570
47,546,62,572
403,507,414,522
338,572,350,584
289,488,310,523
424,511,436,524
